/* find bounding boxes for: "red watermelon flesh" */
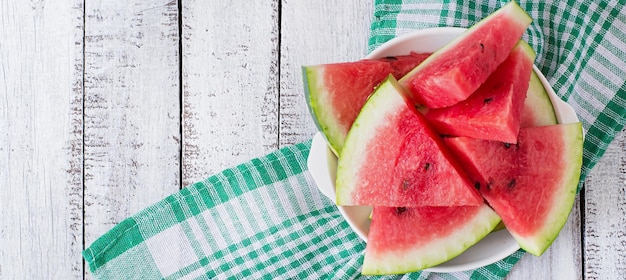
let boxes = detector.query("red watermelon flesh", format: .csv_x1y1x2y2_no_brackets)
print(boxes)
424,41,535,143
443,123,583,256
336,76,482,207
362,205,500,275
303,53,430,155
399,2,532,108
379,52,432,77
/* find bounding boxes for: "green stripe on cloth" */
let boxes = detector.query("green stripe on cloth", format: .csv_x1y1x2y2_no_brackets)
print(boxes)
84,143,313,272
84,142,373,279
83,218,145,273
84,1,626,279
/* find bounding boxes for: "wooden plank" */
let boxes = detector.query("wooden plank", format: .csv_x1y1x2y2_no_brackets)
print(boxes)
83,0,180,255
0,1,84,279
583,129,626,279
507,198,583,279
278,0,374,146
181,0,279,185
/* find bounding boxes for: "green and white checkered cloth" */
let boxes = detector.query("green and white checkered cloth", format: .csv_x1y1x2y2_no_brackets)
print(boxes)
84,1,626,279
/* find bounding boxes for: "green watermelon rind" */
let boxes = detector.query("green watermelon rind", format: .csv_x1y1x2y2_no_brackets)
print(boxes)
335,76,405,205
515,38,535,57
362,205,502,275
491,39,559,128
512,122,583,256
517,38,558,127
398,1,532,106
523,70,558,127
302,66,344,156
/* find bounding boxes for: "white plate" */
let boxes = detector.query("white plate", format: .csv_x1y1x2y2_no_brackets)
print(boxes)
306,27,580,273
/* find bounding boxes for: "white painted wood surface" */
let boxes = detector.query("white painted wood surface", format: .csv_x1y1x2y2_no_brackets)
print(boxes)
0,1,84,279
279,1,374,147
83,0,181,248
0,1,624,279
181,0,279,185
583,129,626,279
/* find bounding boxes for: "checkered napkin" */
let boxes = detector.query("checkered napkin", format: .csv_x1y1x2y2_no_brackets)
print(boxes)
84,1,626,279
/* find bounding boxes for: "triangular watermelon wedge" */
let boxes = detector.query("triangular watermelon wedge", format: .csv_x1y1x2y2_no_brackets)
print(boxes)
303,53,430,156
443,123,583,256
336,76,482,207
363,205,500,275
424,41,536,143
399,1,532,108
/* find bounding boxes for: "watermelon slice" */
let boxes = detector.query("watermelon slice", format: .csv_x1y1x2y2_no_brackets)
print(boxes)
363,205,500,275
520,71,558,127
399,1,532,108
336,76,482,207
443,123,583,256
303,53,430,155
424,41,535,143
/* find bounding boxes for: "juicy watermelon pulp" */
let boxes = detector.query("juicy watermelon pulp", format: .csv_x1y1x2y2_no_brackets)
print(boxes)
363,205,500,275
443,123,583,256
378,54,433,77
336,76,482,207
399,1,532,108
424,41,536,143
303,52,430,155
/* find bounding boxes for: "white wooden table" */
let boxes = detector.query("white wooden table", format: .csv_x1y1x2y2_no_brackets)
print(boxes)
1,1,624,279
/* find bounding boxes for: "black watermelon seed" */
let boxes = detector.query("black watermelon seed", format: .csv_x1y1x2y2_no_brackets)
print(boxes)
402,180,409,190
396,207,407,214
507,179,517,190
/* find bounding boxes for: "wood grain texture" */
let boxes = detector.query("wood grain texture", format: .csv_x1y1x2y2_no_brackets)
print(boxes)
278,0,374,147
181,0,280,185
0,0,84,279
83,0,180,252
583,128,626,279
